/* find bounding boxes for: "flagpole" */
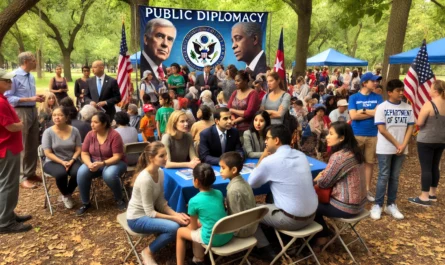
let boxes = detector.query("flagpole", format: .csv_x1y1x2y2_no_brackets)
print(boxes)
133,3,141,107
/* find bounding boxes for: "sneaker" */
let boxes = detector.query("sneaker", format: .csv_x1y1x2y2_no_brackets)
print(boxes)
116,200,127,211
384,204,404,220
62,195,75,209
370,204,382,220
0,222,32,234
76,204,91,216
367,191,375,202
408,197,431,207
429,195,438,202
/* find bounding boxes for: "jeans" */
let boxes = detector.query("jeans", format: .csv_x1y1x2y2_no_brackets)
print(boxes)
375,154,405,206
314,203,356,238
43,160,81,195
127,216,180,253
77,161,127,204
417,142,445,192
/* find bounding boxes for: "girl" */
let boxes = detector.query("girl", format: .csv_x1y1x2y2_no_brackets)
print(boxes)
168,63,186,97
243,110,271,158
176,163,232,265
127,142,190,265
190,105,214,143
155,93,174,139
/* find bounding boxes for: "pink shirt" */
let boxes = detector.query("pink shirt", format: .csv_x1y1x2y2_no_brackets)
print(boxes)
82,128,124,162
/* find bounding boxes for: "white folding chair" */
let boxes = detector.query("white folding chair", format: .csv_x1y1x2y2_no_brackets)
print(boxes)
116,212,149,265
322,210,371,264
271,222,323,265
202,205,269,265
121,142,148,200
38,145,56,215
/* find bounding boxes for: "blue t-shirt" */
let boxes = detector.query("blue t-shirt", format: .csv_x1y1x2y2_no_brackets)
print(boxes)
348,92,383,136
188,189,233,246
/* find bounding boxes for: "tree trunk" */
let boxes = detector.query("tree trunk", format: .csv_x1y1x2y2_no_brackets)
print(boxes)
129,0,148,52
62,51,72,82
292,0,312,79
36,49,43,78
0,53,4,68
381,0,412,94
0,0,40,47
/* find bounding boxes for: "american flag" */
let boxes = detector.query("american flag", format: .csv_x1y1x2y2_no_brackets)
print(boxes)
403,39,436,119
117,23,133,104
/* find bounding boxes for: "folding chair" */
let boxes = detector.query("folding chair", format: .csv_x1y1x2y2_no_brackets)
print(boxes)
38,145,56,215
116,212,149,265
271,222,323,265
122,142,148,200
322,210,371,264
202,205,269,265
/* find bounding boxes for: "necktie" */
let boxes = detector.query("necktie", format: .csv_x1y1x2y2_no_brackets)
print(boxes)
204,74,208,85
220,132,226,152
157,67,165,80
97,78,102,96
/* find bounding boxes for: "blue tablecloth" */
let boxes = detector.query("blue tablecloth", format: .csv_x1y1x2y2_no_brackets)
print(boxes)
163,156,326,213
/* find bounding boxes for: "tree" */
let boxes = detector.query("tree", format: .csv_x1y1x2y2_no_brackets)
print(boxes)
0,0,40,49
30,0,94,81
282,0,313,79
119,0,148,52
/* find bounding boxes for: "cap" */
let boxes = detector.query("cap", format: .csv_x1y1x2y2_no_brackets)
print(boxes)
0,69,15,80
254,77,263,84
337,99,348,107
360,72,382,83
178,97,189,109
143,104,155,113
141,70,153,81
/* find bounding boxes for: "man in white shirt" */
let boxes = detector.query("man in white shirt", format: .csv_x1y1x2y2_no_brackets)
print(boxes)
231,22,267,78
329,99,350,122
141,18,177,90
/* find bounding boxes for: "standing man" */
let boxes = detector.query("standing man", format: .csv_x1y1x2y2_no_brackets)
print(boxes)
348,72,383,202
0,69,33,233
195,64,218,98
248,124,318,262
5,52,44,189
141,18,177,91
231,22,267,79
84,60,121,121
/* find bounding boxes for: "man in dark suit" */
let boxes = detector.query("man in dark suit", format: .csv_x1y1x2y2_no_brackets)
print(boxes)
195,64,218,100
84,60,121,121
141,18,176,92
199,107,244,165
231,22,267,79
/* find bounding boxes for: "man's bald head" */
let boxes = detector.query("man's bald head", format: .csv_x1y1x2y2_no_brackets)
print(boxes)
92,60,105,77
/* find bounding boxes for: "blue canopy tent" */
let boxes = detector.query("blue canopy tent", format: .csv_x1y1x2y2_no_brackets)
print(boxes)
389,38,445,64
130,51,141,64
306,48,368,66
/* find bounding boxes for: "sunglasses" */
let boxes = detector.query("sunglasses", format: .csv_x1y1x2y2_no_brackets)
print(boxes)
0,79,12,83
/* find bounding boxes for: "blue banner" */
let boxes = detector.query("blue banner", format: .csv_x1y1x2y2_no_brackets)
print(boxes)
139,6,268,78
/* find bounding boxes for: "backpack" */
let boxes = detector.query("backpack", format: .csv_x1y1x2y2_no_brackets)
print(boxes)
265,92,298,135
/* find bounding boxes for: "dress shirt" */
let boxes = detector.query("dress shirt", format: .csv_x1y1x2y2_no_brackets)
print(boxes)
96,74,105,88
248,145,318,217
4,67,36,107
246,50,264,72
142,51,163,80
216,125,226,152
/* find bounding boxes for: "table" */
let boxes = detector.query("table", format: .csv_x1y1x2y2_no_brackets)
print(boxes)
163,156,326,213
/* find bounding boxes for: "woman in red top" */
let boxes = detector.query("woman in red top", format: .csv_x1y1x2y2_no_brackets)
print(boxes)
76,112,127,216
227,70,260,134
0,69,33,234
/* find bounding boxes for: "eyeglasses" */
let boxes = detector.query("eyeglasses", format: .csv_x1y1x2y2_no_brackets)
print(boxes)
0,79,12,83
265,135,274,140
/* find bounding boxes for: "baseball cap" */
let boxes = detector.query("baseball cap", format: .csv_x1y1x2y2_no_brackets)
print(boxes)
337,99,348,107
141,70,153,81
143,104,155,113
360,72,382,83
0,69,15,80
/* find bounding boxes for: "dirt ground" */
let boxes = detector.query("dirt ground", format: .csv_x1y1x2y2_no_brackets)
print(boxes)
1,142,444,265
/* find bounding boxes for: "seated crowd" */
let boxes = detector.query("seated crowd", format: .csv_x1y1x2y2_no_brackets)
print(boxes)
2,61,444,265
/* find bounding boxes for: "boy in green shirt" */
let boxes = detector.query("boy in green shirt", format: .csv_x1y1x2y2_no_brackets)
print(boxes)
167,63,186,97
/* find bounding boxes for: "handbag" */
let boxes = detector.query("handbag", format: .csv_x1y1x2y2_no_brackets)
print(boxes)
314,184,332,204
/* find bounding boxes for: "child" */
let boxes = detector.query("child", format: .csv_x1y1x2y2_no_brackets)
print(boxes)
178,97,196,127
176,163,233,265
370,79,414,220
156,93,174,139
219,152,257,237
140,104,156,142
216,91,227,108
169,89,180,110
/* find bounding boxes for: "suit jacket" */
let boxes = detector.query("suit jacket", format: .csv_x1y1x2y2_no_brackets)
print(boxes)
140,54,167,91
251,52,268,79
84,75,121,120
199,125,244,165
195,73,218,92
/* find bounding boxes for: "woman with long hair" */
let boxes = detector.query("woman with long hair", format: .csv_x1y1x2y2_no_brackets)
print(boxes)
161,110,200,169
261,71,291,124
140,70,158,108
49,65,69,103
227,70,260,134
312,121,366,249
127,142,189,265
38,92,58,142
243,110,271,158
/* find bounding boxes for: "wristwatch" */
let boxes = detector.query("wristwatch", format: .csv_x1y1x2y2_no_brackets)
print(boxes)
362,108,366,114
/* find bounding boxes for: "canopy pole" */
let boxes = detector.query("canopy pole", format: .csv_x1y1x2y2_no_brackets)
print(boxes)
385,64,390,80
134,3,141,108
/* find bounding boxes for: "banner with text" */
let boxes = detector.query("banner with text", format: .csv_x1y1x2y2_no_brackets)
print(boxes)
139,6,268,76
